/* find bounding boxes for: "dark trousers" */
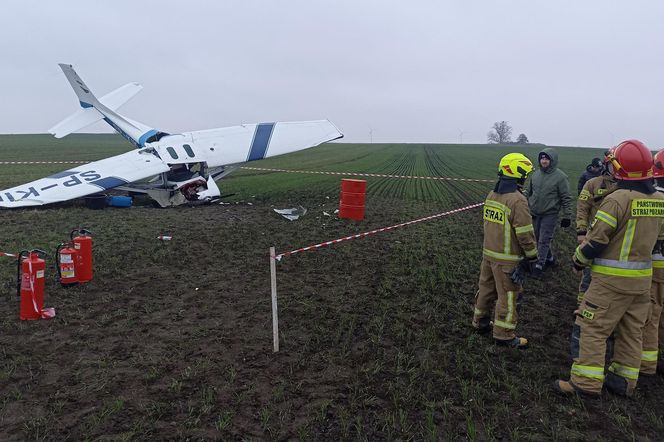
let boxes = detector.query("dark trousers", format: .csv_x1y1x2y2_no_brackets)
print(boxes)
532,214,558,267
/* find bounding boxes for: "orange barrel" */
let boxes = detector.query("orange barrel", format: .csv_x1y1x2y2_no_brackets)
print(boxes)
339,179,366,220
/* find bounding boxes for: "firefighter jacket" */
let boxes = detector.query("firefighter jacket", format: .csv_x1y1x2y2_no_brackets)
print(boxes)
654,187,664,283
577,167,601,195
576,175,617,233
482,190,538,265
653,248,664,283
574,188,664,294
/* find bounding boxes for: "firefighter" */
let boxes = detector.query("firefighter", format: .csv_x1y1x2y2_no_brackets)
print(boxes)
660,313,664,374
555,140,664,398
472,153,538,348
578,157,604,195
576,151,618,303
641,149,664,376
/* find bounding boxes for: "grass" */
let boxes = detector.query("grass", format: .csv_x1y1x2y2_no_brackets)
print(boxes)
0,134,661,440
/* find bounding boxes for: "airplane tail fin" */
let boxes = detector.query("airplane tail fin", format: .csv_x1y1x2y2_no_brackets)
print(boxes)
58,63,99,107
50,64,162,147
49,82,144,138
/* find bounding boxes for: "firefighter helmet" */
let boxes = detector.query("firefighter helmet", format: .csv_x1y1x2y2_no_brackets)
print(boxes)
606,140,654,181
603,146,617,164
654,149,664,178
498,153,533,179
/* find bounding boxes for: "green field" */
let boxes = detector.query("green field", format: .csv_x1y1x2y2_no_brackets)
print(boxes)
1,134,661,441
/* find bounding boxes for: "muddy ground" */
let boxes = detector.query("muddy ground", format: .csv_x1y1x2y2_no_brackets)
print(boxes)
1,192,663,441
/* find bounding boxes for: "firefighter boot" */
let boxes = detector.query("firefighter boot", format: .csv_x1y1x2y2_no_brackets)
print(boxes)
472,317,492,335
553,380,599,399
496,337,528,348
605,371,634,398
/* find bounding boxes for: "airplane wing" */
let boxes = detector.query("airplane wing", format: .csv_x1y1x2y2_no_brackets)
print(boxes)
0,149,169,208
187,120,343,166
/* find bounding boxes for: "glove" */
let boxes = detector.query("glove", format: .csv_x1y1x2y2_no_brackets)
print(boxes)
561,218,571,228
572,255,585,272
510,257,537,285
510,266,525,286
521,256,538,273
576,232,586,245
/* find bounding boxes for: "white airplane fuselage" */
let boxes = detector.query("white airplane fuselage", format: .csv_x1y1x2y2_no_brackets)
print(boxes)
0,64,343,208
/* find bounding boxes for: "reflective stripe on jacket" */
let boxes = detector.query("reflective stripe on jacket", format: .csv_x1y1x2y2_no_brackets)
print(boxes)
575,189,664,294
652,252,664,283
482,191,537,265
576,175,617,233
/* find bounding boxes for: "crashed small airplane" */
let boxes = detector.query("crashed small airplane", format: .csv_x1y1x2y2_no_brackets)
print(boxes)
0,64,342,208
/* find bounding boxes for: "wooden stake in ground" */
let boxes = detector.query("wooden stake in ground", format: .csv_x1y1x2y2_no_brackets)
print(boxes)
270,246,279,352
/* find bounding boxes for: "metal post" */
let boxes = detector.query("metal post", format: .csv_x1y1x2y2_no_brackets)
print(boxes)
270,247,279,352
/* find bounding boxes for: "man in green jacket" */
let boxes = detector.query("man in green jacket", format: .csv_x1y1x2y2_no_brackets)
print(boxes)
526,147,572,274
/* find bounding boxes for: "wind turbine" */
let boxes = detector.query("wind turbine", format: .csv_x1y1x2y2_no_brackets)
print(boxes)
458,128,466,144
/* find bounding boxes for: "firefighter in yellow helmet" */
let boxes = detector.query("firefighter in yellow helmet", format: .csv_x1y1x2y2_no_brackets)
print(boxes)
472,153,538,348
555,140,664,398
641,149,664,376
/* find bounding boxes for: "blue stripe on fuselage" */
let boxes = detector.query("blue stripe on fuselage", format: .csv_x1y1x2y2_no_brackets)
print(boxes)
247,123,275,161
138,129,158,147
80,101,93,108
103,117,140,148
47,170,80,179
89,177,129,190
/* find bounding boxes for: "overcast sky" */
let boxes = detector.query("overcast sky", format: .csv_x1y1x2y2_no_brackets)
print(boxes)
2,1,663,148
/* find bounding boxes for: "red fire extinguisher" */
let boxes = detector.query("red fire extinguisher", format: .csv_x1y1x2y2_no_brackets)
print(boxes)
17,249,54,320
56,242,79,286
71,229,93,283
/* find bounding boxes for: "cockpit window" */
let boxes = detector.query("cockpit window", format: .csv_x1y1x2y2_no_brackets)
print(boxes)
183,144,195,158
166,147,179,159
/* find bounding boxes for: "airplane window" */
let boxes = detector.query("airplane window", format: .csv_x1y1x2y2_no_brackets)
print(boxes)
183,144,195,158
166,147,178,159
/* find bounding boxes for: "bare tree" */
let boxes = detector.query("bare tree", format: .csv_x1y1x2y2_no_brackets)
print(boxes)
487,121,513,144
517,133,529,144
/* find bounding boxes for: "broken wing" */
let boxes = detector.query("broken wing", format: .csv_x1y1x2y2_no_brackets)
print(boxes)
0,149,169,208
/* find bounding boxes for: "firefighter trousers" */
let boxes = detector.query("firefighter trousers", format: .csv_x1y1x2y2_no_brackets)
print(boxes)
578,267,592,303
473,258,522,341
570,279,650,395
642,281,664,374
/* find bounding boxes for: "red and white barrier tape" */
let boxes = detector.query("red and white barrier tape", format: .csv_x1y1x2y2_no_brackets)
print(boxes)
242,167,494,183
273,202,484,261
0,161,87,165
0,251,17,259
26,257,55,319
0,162,492,184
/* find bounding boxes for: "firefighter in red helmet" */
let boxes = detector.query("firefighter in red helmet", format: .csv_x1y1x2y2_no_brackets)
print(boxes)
555,140,664,397
641,149,664,376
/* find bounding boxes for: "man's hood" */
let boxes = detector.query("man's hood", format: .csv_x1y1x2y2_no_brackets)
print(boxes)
539,147,559,172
